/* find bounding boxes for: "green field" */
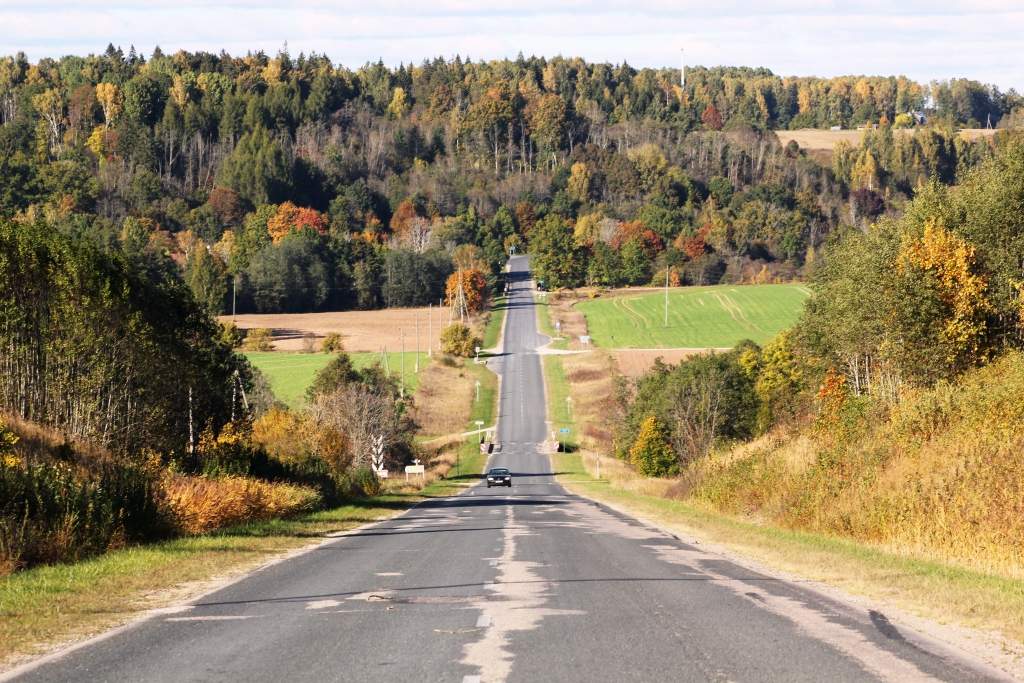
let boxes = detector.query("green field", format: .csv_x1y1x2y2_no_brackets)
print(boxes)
576,284,811,348
245,351,429,408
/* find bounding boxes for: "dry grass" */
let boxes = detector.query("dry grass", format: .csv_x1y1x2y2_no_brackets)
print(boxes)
162,475,320,535
221,307,468,352
610,348,714,378
411,359,476,438
557,351,619,454
683,352,1024,579
775,127,998,151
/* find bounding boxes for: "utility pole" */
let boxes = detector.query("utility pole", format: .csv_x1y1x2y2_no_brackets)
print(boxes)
680,47,685,91
415,314,420,373
664,263,670,327
232,274,238,319
427,303,433,358
400,330,405,397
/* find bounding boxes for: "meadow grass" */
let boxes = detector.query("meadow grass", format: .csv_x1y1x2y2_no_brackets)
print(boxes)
245,351,428,407
481,295,508,350
542,356,578,450
577,284,810,348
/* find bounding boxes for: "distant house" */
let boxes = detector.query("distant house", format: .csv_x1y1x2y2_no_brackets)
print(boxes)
911,110,927,125
829,125,842,131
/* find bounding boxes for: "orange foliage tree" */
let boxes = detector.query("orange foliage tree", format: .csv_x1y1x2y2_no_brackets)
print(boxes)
610,220,663,254
445,268,488,315
267,202,328,243
389,198,419,238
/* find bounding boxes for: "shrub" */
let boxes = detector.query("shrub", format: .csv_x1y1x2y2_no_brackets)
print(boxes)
242,328,274,351
441,323,481,357
629,415,677,477
346,467,382,497
322,332,344,353
0,459,170,574
219,321,244,348
301,332,317,353
162,474,320,535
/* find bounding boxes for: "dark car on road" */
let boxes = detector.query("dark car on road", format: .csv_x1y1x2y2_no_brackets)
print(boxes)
485,467,512,488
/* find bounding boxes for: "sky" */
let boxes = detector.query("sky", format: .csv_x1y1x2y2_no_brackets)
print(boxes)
1,1,1022,91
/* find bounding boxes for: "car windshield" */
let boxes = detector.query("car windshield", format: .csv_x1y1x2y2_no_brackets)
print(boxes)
488,468,510,475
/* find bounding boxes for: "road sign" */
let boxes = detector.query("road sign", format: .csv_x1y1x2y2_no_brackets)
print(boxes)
559,428,570,433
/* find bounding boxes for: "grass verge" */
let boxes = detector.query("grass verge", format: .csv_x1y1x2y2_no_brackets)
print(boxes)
542,355,577,450
553,451,1024,652
534,294,568,350
481,295,508,350
0,494,417,668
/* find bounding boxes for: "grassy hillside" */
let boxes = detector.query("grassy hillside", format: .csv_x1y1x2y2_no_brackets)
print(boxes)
577,284,810,348
245,352,428,407
681,351,1024,578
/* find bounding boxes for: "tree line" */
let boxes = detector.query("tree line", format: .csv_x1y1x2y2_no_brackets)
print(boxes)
1,47,1021,314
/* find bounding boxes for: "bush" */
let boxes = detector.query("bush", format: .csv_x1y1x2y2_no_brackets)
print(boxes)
301,332,317,353
242,328,274,351
629,416,677,477
219,321,244,349
322,332,344,353
0,459,170,574
441,323,481,357
162,474,320,535
345,467,382,497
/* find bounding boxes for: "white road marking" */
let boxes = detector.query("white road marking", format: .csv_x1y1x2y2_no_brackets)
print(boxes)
476,614,492,628
165,615,255,622
375,572,403,577
306,599,342,610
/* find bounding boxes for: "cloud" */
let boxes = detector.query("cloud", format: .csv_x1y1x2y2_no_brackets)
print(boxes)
1,1,1020,90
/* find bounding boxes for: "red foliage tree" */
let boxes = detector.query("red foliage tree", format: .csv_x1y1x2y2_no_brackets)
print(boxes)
207,187,246,225
701,104,723,131
610,220,664,254
267,202,328,243
389,198,419,238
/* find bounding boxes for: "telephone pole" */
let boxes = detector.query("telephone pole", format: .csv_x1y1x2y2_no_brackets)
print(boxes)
664,264,670,327
427,303,433,357
415,314,420,373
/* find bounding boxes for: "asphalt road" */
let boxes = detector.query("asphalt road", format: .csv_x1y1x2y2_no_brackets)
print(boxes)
9,256,1009,682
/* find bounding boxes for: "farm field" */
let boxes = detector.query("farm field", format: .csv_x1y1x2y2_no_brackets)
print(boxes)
775,127,997,153
222,306,449,352
577,283,810,349
245,351,428,408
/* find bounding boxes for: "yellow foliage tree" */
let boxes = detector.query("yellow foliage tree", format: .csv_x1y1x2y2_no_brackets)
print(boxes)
567,162,591,203
95,82,120,128
899,218,992,365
